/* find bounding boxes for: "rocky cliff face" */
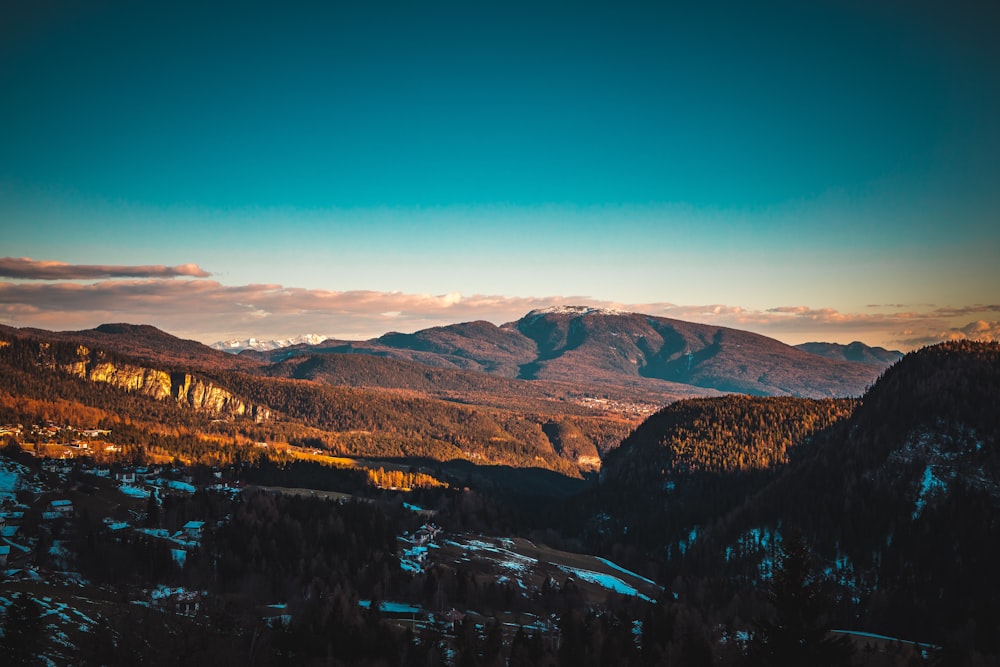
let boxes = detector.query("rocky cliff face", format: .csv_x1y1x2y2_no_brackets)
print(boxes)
58,345,270,421
170,371,270,421
85,362,174,400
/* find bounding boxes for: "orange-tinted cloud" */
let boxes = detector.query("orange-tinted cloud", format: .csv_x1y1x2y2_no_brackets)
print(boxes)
0,279,598,340
0,257,211,280
894,320,1000,348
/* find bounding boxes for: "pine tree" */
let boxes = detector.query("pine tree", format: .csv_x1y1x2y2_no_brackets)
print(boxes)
746,530,852,667
145,488,160,527
0,593,43,666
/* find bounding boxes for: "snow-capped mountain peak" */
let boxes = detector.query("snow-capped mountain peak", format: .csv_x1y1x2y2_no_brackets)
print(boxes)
210,334,328,353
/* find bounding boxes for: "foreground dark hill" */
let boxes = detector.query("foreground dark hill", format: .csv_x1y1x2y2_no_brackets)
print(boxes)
705,340,1000,557
575,395,857,564
562,341,1000,664
640,341,1000,654
601,395,856,483
262,306,886,398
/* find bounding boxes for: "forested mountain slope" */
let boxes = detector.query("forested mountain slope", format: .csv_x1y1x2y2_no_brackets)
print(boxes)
0,330,625,474
507,308,878,398
683,341,1000,651
572,395,857,564
4,322,258,371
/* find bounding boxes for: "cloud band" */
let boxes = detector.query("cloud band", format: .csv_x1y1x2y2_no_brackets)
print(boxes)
0,257,211,280
1,276,997,351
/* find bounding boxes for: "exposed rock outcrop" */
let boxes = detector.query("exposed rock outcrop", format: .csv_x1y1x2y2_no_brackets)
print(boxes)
56,345,270,421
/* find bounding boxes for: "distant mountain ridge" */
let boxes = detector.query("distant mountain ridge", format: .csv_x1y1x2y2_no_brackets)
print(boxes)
266,306,888,398
3,306,894,404
794,340,903,366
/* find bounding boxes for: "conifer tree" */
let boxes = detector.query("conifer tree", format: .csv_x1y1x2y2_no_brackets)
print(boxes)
0,594,43,666
746,530,852,667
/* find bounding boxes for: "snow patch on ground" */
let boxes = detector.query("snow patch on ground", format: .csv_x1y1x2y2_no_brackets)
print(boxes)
596,557,659,588
0,459,42,504
158,479,196,494
399,541,429,573
498,559,530,573
557,565,653,601
400,560,420,573
912,465,947,519
119,484,149,498
0,469,21,501
359,600,422,614
454,537,538,572
833,629,941,650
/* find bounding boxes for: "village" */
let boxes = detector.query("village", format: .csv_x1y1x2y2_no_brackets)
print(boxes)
1,451,215,581
1,418,670,664
1,422,119,457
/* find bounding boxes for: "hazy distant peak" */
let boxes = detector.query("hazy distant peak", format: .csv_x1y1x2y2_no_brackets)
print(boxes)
795,341,903,367
211,334,328,353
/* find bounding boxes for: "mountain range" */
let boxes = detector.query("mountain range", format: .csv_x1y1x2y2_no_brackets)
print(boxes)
240,306,894,399
0,307,898,476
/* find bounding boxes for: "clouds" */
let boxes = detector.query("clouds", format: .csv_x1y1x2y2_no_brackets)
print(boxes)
893,319,1000,348
0,257,211,280
0,278,595,341
670,303,1000,349
1,268,997,351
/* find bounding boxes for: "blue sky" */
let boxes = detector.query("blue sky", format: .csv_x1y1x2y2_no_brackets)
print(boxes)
1,0,998,348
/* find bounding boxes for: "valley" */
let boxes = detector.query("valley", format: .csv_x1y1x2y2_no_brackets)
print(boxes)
0,315,995,665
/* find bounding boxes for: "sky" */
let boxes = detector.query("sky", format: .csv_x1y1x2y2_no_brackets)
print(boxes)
1,0,998,350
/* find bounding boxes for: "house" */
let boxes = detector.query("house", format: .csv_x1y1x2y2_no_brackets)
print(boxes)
114,471,136,484
0,424,22,437
182,520,205,540
152,588,202,617
443,608,465,631
48,499,73,515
